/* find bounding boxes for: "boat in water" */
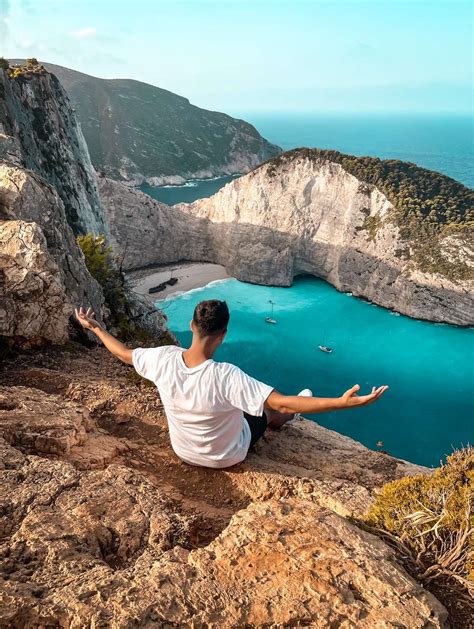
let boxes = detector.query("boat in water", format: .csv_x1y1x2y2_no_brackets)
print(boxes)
318,345,333,353
265,300,277,324
265,317,277,324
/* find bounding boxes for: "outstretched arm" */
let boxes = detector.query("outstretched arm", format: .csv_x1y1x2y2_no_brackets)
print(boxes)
74,307,134,365
265,384,388,414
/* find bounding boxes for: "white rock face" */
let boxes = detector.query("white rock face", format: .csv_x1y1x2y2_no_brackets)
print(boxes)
101,153,473,325
177,155,473,325
0,220,71,344
0,164,104,318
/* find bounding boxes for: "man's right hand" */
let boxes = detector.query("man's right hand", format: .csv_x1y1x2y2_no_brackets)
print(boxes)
341,384,389,408
74,307,134,365
75,306,102,332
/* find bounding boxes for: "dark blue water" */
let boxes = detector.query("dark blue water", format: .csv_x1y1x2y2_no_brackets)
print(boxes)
143,113,473,205
158,277,474,468
141,175,239,205
245,112,474,187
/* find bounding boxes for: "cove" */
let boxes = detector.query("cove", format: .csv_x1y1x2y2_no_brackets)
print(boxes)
157,276,474,468
141,174,239,206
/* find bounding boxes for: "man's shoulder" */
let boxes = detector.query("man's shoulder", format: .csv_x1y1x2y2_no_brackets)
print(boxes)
133,344,180,362
212,361,246,379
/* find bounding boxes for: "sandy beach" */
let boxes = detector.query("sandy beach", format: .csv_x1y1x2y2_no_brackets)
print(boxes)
127,262,230,299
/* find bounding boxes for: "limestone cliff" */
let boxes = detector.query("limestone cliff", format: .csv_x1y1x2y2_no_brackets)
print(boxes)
179,150,473,325
0,64,167,344
100,150,473,325
0,164,104,332
11,60,281,185
0,66,106,235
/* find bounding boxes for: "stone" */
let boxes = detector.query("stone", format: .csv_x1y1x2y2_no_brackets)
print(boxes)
0,163,104,324
0,346,449,627
0,385,94,455
0,220,71,344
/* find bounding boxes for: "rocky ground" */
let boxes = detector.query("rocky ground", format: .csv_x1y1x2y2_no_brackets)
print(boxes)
0,344,450,627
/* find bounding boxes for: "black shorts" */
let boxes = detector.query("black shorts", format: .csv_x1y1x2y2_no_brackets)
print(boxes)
244,411,268,449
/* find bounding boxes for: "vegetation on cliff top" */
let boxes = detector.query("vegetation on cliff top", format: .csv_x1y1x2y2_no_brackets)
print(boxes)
264,148,474,281
365,446,473,622
2,58,46,79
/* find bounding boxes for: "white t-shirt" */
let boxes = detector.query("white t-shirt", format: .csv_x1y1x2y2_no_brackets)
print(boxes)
132,345,274,468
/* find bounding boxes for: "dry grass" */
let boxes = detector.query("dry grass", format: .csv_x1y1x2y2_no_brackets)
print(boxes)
364,447,473,623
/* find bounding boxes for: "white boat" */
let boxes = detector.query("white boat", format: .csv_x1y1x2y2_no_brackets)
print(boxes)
264,300,277,324
318,345,333,353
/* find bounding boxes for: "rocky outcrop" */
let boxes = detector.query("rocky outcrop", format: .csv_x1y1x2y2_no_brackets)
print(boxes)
11,60,281,185
0,66,107,234
0,346,448,627
0,164,104,321
179,152,473,325
100,151,473,325
0,68,169,345
97,174,207,268
0,220,70,344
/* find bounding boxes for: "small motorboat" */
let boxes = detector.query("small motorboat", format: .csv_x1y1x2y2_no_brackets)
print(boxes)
318,345,333,353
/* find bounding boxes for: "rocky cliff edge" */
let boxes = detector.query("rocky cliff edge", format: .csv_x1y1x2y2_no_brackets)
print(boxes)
0,346,448,627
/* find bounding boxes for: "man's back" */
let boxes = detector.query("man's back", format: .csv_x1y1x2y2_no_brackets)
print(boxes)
132,345,273,468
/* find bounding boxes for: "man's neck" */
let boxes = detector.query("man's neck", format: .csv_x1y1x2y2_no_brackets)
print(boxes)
182,341,214,368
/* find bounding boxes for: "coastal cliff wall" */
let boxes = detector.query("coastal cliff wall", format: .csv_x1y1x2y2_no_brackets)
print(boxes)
179,152,473,325
101,151,473,326
0,66,106,235
0,65,165,344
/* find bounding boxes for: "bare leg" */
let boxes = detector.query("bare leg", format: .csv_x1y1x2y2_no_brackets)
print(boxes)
265,409,295,430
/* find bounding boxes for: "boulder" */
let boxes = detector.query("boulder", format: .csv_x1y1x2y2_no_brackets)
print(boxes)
0,220,70,344
0,164,104,321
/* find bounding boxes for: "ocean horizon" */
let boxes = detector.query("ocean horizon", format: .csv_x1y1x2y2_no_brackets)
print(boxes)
143,111,473,206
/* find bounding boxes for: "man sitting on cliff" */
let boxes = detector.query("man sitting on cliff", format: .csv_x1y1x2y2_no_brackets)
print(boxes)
75,300,388,469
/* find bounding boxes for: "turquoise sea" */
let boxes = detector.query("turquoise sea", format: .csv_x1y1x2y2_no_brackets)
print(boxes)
147,113,473,467
158,277,474,468
144,113,473,205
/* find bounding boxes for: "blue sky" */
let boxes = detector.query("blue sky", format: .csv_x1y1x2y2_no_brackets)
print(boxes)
1,0,472,114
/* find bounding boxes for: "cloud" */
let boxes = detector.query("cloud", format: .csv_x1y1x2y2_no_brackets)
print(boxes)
70,27,97,39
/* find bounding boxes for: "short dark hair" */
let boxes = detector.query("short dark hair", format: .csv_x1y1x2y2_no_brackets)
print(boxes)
193,300,229,336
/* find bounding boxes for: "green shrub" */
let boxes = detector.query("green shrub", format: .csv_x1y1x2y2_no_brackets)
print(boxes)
0,58,9,71
25,57,38,66
365,447,473,619
77,234,116,287
77,233,128,335
77,234,176,346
